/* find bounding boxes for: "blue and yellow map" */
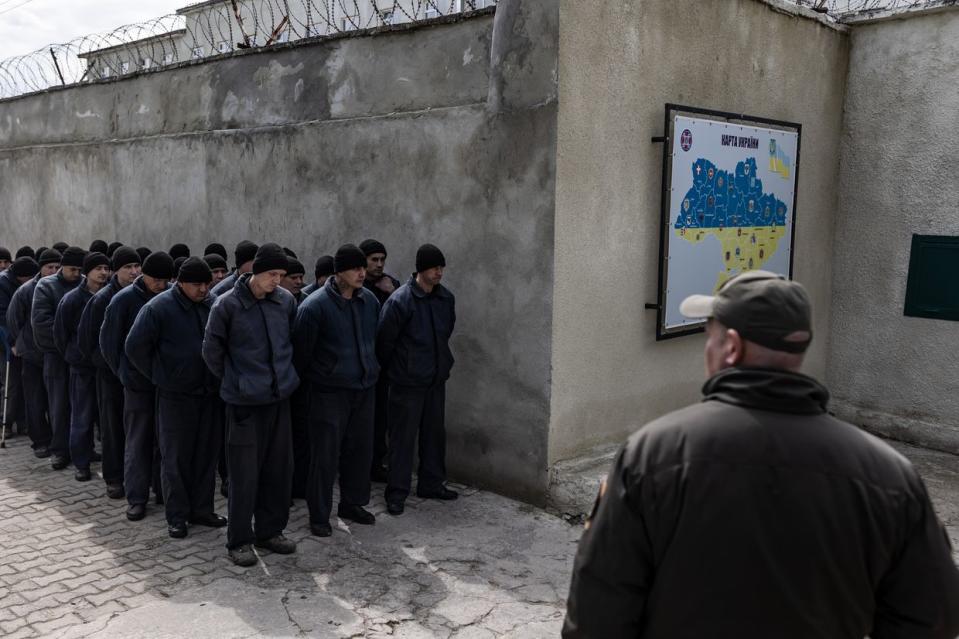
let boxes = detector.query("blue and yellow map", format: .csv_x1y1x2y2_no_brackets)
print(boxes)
674,157,788,290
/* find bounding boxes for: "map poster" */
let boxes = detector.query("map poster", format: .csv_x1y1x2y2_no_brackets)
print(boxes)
656,106,801,340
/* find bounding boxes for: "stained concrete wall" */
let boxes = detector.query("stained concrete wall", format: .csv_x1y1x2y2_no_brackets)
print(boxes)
0,3,559,502
549,0,849,463
829,7,959,453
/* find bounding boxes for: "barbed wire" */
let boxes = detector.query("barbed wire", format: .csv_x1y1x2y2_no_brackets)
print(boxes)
792,0,956,13
0,0,497,100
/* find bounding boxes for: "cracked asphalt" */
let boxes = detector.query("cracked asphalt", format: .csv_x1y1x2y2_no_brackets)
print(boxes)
0,433,955,638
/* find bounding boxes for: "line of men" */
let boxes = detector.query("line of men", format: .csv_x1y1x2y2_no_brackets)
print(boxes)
0,239,456,567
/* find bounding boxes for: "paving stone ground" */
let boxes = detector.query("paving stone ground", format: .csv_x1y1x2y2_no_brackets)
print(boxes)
0,433,956,638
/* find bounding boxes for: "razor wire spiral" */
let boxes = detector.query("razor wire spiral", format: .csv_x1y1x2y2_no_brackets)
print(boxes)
0,0,496,99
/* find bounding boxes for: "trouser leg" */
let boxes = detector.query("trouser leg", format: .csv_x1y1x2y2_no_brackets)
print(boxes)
157,392,196,526
5,355,26,434
190,396,221,519
122,388,156,507
97,370,125,486
253,399,292,541
43,352,71,459
417,383,447,494
22,359,50,449
68,369,97,470
226,403,261,549
290,386,310,499
370,378,389,473
386,385,427,504
306,388,348,526
340,388,375,508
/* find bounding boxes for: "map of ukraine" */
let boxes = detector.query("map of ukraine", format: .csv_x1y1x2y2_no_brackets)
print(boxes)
675,157,788,291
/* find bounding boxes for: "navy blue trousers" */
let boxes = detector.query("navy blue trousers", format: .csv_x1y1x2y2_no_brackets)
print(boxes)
43,352,71,459
21,358,50,449
123,387,159,506
68,368,98,470
97,369,125,486
386,383,448,504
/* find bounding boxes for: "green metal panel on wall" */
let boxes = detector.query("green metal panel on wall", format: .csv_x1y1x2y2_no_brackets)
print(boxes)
904,234,959,322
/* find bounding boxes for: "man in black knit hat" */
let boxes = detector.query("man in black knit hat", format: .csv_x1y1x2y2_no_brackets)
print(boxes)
101,251,173,521
0,247,11,272
6,250,59,455
204,243,227,261
135,247,152,263
107,242,123,258
211,240,258,297
52,242,69,254
55,252,111,481
377,244,458,515
204,243,299,566
280,257,306,304
89,240,109,255
293,243,380,537
79,246,141,499
302,255,334,297
204,254,229,286
0,257,39,438
127,257,226,539
15,246,34,260
169,244,191,261
33,246,86,470
359,239,400,483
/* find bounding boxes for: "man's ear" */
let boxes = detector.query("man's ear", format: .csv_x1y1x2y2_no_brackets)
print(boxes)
724,328,745,367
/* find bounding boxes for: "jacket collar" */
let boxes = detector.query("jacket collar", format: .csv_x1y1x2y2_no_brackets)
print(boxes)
407,274,450,299
171,284,214,310
325,276,367,309
702,367,830,415
133,275,164,301
234,272,283,308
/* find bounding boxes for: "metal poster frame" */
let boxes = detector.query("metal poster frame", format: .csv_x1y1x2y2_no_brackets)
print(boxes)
653,103,802,341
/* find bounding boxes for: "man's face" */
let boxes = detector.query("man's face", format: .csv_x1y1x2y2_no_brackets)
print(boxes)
366,253,386,279
40,263,59,277
0,259,10,271
339,266,366,290
211,268,228,285
87,265,111,287
116,263,141,287
15,275,32,285
281,273,304,295
61,266,82,283
252,269,284,294
178,281,210,302
142,274,169,294
419,266,444,288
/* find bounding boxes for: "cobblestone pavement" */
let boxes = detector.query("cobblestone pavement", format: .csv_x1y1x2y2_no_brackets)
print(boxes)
0,434,956,638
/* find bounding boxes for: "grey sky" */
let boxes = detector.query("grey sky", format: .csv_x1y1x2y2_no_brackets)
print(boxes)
0,0,188,60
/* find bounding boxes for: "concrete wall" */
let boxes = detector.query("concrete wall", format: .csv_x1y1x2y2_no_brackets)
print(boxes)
549,0,849,463
829,7,959,453
0,2,559,502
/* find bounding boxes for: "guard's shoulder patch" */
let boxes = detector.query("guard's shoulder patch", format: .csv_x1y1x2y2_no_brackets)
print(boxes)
583,477,608,530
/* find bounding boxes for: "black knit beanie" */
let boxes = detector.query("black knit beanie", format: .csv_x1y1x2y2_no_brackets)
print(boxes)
415,244,446,273
38,249,61,266
359,239,387,257
83,252,110,275
142,251,175,279
203,253,227,271
177,257,213,284
61,247,87,268
135,247,152,262
52,242,69,253
11,257,39,278
89,240,108,254
204,243,227,260
252,243,289,275
173,256,187,279
286,257,305,276
107,241,123,257
283,247,298,258
0,247,11,262
111,246,140,271
334,244,367,273
314,255,334,278
169,243,190,260
15,246,34,260
35,247,49,259
235,240,259,268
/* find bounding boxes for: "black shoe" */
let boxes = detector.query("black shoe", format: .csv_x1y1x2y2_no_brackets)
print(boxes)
126,504,146,521
220,481,229,498
370,465,389,483
51,455,69,470
387,501,405,516
33,446,51,459
310,523,332,537
228,545,257,567
417,486,459,501
106,484,125,500
74,468,92,482
254,534,296,554
168,522,188,539
190,512,227,528
90,451,102,463
337,504,376,525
